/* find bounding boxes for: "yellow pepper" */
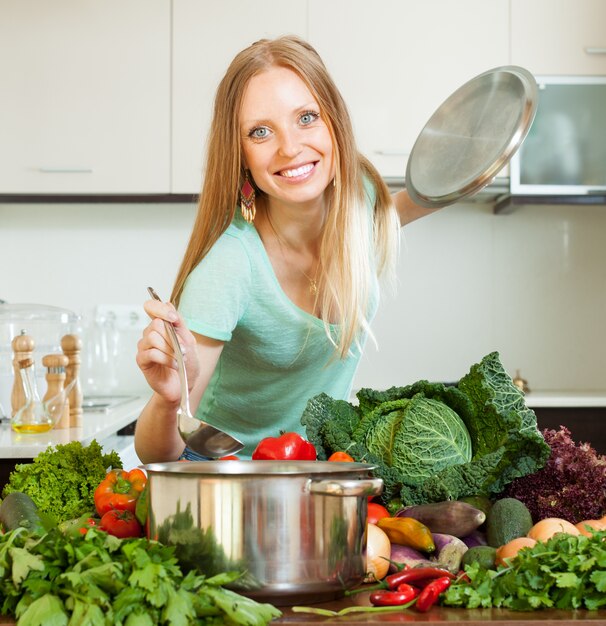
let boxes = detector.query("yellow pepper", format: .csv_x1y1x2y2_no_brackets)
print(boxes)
377,516,435,553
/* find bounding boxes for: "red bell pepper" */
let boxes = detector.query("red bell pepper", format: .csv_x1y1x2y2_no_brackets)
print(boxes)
251,432,317,461
94,468,147,516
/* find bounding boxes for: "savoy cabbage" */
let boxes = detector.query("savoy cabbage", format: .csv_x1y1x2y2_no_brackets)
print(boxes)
301,352,550,506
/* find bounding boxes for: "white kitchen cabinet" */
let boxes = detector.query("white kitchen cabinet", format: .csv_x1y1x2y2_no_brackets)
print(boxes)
511,0,606,75
308,0,510,178
171,0,308,194
0,0,170,195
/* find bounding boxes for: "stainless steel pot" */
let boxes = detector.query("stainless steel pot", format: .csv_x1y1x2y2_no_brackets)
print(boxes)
145,460,383,604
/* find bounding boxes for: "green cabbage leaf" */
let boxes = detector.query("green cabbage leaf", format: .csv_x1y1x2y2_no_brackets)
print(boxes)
301,352,550,506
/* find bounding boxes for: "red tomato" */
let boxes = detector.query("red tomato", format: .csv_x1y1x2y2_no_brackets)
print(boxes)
328,451,355,462
100,509,143,539
367,502,390,525
219,455,240,460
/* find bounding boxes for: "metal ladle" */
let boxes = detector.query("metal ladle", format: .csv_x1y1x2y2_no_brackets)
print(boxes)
147,287,244,458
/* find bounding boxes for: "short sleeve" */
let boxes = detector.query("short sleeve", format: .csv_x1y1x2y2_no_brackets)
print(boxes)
178,233,252,341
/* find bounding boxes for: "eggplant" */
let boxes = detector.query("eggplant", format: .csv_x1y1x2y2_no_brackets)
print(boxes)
387,544,436,574
396,501,486,537
432,533,469,573
461,529,488,548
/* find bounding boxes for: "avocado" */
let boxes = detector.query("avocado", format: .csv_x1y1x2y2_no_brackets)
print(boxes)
486,497,533,547
461,545,497,570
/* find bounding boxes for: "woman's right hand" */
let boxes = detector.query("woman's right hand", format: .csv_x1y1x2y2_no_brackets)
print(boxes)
136,299,200,403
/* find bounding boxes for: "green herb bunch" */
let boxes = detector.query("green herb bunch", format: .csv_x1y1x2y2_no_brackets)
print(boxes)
0,526,281,626
2,440,122,523
443,531,606,611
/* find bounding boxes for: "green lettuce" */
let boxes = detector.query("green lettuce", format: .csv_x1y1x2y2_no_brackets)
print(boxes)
301,352,550,506
2,440,122,523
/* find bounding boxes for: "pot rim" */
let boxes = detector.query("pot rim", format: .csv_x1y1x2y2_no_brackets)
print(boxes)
144,459,377,477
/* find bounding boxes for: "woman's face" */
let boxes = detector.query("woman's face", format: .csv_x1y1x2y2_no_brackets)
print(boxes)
239,66,335,211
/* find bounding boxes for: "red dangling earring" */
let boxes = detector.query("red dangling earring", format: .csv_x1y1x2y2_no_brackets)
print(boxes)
240,172,256,223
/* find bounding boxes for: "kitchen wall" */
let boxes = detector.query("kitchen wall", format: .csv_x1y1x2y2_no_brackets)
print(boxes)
1,199,605,394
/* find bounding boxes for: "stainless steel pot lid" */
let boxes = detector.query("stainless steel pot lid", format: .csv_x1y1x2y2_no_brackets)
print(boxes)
405,65,538,208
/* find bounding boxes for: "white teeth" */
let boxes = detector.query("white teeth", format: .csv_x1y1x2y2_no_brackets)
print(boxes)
280,163,314,178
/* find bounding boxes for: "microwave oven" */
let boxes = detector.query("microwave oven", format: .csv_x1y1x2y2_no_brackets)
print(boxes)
509,75,606,196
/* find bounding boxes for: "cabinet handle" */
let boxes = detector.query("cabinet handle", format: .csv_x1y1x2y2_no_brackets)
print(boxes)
584,47,606,55
374,150,409,157
38,167,94,174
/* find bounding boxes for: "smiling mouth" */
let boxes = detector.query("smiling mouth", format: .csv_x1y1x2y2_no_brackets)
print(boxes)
277,162,315,178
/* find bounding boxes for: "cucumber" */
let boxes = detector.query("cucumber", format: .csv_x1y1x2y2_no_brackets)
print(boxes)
462,545,497,570
486,497,533,547
0,491,44,534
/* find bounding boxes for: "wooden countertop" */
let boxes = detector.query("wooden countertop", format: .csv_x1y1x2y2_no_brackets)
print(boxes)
273,593,606,624
2,606,605,625
0,592,604,624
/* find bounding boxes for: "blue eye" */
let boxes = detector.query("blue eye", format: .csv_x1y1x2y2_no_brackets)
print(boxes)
249,126,270,139
300,111,319,125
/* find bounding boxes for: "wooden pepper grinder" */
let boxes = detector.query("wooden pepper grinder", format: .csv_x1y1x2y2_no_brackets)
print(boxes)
61,334,83,427
11,331,35,417
42,353,70,429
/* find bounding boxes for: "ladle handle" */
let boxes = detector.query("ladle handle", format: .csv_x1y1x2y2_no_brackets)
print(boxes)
147,287,191,412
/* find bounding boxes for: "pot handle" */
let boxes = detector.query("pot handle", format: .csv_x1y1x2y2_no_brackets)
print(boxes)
306,477,383,497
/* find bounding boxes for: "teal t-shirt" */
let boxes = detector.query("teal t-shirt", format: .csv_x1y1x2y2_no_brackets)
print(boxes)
179,211,379,457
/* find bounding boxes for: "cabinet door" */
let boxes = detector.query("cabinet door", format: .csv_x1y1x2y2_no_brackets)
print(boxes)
0,0,170,194
511,0,606,75
308,0,510,178
171,0,308,194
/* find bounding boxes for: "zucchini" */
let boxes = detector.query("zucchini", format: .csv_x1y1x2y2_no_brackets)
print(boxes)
0,491,44,534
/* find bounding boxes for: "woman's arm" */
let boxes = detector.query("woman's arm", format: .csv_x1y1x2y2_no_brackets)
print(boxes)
392,189,441,226
134,299,224,464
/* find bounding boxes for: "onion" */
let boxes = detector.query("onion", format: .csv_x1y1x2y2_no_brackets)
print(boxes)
364,523,391,582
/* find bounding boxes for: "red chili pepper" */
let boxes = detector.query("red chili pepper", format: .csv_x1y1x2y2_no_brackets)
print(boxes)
384,566,453,590
94,468,147,516
251,432,317,461
414,576,452,612
370,586,419,607
397,583,421,596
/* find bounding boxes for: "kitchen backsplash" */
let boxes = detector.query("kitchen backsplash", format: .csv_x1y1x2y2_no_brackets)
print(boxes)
1,200,605,393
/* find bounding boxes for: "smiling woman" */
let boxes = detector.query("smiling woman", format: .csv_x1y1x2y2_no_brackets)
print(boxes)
133,35,441,463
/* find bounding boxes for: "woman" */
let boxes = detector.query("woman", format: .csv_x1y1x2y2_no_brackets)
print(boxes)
134,35,438,463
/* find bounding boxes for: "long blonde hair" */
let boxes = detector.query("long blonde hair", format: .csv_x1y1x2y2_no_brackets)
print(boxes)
172,35,399,358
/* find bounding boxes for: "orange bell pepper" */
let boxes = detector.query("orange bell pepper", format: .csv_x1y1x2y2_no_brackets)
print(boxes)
94,468,147,516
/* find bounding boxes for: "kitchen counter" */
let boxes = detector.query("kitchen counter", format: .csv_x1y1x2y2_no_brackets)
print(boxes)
274,599,606,624
0,395,147,487
0,395,147,459
2,597,605,625
524,391,606,408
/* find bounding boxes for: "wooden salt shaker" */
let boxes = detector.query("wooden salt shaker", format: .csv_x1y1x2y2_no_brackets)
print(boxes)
42,353,70,429
11,331,34,417
61,334,83,428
